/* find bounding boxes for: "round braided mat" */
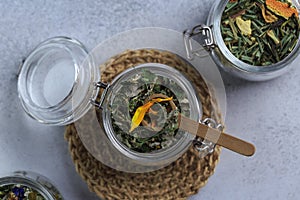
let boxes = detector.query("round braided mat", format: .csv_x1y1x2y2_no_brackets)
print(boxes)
64,49,222,200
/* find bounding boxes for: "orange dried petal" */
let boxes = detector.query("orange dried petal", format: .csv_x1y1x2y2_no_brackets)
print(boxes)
129,102,154,133
151,97,173,103
266,0,298,19
129,96,173,133
259,4,278,23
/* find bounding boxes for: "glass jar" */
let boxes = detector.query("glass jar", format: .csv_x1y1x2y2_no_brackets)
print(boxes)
184,0,300,81
102,63,201,166
0,171,62,200
17,28,227,173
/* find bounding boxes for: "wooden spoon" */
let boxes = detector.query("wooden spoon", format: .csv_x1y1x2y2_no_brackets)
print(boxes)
144,94,255,157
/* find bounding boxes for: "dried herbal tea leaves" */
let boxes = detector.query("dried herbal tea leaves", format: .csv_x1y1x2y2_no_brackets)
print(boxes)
221,0,300,66
0,184,45,200
110,70,190,153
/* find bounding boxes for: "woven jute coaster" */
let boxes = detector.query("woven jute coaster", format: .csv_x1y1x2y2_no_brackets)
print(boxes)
64,49,222,200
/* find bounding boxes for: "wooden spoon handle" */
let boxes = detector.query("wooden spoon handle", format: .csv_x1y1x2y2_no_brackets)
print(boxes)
145,94,255,156
179,115,255,156
217,131,255,156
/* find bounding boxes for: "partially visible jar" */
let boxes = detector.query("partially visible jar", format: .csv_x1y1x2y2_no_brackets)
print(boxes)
184,0,300,81
0,171,63,200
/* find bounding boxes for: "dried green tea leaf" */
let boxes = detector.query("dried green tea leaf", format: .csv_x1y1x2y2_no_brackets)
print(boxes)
267,30,280,44
229,17,239,39
236,16,252,35
231,9,246,19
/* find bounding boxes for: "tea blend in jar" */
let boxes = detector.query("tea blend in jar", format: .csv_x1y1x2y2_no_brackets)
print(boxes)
185,0,300,80
0,171,62,200
0,184,45,200
109,69,190,153
221,0,300,66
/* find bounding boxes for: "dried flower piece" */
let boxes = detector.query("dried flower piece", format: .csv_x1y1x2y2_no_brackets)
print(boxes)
259,4,278,23
266,0,298,19
236,16,252,35
129,97,173,133
0,184,47,200
267,30,280,44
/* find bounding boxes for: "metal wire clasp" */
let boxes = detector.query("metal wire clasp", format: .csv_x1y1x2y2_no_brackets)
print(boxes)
183,25,216,60
90,81,110,109
193,118,224,157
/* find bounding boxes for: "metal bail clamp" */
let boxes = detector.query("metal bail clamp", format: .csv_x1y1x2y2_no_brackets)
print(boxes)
183,25,216,60
90,81,110,109
193,117,224,157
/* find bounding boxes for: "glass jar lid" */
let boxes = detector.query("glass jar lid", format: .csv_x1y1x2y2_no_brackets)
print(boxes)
17,36,99,125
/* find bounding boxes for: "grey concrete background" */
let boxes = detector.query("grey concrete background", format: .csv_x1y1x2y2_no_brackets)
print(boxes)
0,0,299,199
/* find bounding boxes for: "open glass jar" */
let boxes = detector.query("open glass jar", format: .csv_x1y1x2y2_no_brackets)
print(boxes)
18,28,227,173
101,63,201,166
0,171,62,200
184,0,300,81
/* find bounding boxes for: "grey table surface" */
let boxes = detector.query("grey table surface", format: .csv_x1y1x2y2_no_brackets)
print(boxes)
0,0,300,199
